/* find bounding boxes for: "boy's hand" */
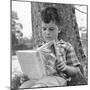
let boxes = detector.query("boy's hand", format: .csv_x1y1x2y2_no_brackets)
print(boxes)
55,60,67,72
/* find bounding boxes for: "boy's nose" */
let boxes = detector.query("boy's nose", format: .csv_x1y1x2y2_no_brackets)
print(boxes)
46,30,50,35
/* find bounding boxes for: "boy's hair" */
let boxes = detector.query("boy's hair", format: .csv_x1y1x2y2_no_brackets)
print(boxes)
41,7,61,26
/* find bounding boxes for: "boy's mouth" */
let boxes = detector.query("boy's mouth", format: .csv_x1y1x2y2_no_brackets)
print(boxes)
46,37,52,39
46,35,52,38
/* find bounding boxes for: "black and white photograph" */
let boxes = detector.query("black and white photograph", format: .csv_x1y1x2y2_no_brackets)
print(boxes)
11,0,88,89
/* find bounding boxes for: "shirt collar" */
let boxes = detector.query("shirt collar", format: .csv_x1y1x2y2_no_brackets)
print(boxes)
56,39,65,45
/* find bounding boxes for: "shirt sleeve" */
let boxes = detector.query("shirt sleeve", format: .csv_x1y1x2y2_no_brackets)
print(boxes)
66,43,80,66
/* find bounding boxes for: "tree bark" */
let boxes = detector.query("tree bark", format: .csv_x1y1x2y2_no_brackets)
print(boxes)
31,2,87,84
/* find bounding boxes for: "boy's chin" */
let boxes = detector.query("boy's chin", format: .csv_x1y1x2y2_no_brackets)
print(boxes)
45,40,51,43
45,39,54,43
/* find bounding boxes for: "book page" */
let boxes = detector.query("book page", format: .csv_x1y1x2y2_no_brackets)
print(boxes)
16,50,46,80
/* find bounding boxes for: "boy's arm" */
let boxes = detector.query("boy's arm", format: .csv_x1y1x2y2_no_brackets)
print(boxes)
56,60,81,77
56,42,87,84
56,42,81,77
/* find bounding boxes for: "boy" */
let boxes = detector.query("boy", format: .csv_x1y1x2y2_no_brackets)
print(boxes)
20,7,83,88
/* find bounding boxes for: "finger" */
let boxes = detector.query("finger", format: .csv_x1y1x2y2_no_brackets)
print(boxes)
58,65,65,71
57,64,65,70
56,62,65,70
57,65,65,72
55,61,62,66
56,62,65,67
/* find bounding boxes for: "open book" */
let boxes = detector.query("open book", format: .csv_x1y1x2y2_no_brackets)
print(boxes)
16,40,57,80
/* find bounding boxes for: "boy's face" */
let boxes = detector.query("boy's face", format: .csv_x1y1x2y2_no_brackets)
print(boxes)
42,21,59,42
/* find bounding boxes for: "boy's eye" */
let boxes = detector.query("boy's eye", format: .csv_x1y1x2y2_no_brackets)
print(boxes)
49,27,54,31
42,27,47,31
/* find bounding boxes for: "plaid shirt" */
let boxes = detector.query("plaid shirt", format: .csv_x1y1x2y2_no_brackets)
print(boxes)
41,39,80,77
55,39,80,67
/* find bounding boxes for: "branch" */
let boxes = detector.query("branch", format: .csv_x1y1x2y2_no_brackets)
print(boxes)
75,7,87,14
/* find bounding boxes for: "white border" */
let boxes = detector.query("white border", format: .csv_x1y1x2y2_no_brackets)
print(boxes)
0,0,89,90
26,0,88,5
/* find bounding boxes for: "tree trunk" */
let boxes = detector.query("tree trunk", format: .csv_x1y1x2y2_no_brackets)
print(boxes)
31,2,87,84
